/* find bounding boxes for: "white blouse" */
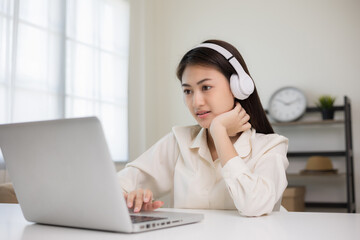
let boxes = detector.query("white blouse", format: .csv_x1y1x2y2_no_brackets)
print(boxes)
117,125,289,217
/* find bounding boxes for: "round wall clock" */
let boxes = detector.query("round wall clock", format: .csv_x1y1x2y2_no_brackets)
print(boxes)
268,87,307,122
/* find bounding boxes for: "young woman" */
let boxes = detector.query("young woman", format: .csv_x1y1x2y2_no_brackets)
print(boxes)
117,39,289,217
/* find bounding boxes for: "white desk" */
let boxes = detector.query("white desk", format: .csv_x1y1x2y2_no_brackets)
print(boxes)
1,203,360,240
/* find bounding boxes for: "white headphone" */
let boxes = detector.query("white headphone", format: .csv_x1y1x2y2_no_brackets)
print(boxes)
193,43,254,100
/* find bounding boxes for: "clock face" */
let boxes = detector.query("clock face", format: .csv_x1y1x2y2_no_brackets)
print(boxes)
268,87,307,122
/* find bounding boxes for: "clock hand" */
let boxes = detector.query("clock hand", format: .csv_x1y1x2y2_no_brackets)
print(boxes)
286,98,300,105
275,99,287,105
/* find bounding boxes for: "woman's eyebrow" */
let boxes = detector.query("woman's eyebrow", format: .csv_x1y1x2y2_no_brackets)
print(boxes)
182,78,211,87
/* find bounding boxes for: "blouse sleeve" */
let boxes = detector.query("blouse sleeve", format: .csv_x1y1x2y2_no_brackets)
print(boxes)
221,135,289,217
117,132,179,199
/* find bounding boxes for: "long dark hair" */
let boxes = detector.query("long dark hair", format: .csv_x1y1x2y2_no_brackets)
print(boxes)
176,39,274,134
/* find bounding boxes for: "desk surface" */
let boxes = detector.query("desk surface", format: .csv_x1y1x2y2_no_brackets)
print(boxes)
1,204,360,240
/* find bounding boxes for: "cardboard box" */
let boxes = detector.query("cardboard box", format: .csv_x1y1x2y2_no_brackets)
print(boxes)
0,183,18,203
282,186,306,212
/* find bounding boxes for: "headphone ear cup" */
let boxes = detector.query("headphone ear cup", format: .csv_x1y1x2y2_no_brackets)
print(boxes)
230,74,245,100
230,73,254,100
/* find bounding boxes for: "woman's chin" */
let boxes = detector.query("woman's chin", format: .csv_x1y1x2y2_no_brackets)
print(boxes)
197,121,210,129
193,115,213,129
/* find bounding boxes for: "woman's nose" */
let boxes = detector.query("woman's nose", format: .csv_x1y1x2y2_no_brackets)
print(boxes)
193,91,204,107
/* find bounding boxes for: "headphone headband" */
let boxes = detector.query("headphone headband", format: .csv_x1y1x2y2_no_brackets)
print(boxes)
196,43,233,60
192,43,254,100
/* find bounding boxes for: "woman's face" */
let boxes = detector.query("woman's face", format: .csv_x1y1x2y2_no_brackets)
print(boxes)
181,64,235,129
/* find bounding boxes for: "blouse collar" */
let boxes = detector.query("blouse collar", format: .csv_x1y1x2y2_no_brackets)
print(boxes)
190,127,252,160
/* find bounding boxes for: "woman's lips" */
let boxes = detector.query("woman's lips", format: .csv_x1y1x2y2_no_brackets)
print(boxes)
196,111,210,119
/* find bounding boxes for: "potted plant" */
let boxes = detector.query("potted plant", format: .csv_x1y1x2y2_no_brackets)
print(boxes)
316,95,336,120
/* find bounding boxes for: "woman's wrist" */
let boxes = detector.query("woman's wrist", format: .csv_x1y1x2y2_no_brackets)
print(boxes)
209,119,226,137
209,120,238,166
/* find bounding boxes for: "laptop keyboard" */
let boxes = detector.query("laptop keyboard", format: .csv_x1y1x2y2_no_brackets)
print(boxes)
130,215,167,223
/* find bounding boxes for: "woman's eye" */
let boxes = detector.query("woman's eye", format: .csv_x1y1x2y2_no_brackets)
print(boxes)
183,89,191,95
202,86,211,91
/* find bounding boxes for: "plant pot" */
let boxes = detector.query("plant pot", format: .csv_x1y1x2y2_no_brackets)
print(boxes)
321,108,334,120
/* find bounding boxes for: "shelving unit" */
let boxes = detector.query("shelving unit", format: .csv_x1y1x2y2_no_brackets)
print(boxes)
268,96,356,213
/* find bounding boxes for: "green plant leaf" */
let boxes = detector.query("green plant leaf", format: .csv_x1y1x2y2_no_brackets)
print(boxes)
315,95,336,109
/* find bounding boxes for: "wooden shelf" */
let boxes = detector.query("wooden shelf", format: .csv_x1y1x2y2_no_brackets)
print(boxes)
287,173,346,178
271,119,344,126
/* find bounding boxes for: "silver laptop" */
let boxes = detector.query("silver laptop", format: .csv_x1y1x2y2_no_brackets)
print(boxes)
0,117,203,233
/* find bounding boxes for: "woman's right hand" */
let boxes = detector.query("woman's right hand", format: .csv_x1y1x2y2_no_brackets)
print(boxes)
210,102,251,137
124,189,164,213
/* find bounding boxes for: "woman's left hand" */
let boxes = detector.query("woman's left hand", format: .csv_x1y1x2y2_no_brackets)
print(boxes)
210,102,251,137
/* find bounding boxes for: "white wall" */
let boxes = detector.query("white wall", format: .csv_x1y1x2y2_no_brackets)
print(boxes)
128,0,360,212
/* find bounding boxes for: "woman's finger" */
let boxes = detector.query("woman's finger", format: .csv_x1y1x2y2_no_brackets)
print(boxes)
134,189,144,212
241,114,250,124
242,122,252,131
152,201,164,210
238,108,246,118
127,191,136,208
142,201,164,212
143,189,153,203
233,102,241,112
142,202,152,211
